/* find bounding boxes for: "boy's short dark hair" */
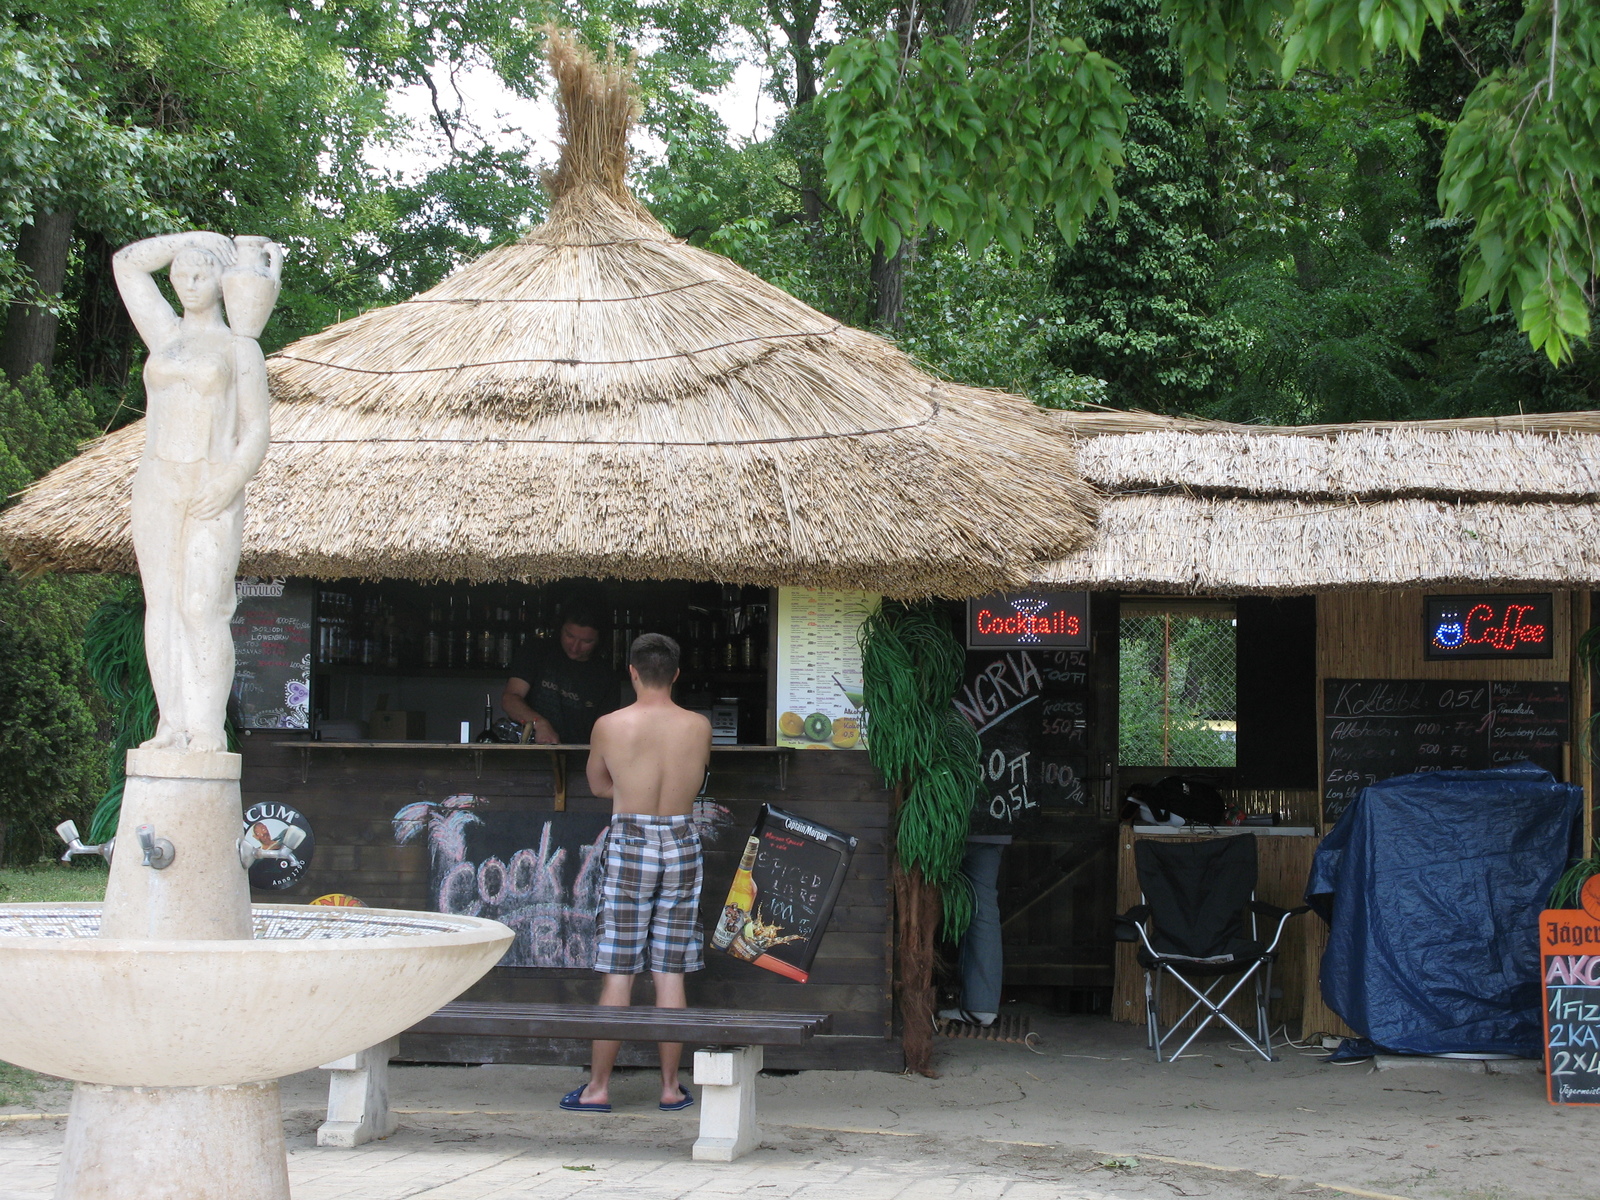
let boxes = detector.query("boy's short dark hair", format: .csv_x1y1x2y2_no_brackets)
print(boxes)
630,633,680,687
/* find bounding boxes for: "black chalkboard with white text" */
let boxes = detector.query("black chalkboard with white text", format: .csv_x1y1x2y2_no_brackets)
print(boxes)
955,648,1094,836
1321,678,1569,822
230,577,313,729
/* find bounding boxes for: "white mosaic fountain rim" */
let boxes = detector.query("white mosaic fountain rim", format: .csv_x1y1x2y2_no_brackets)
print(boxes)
0,905,474,940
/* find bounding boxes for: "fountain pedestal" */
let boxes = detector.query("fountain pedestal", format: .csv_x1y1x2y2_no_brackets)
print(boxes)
58,749,280,1200
101,750,251,940
58,1082,288,1200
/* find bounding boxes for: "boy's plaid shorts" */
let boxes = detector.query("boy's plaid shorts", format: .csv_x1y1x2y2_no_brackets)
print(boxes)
593,813,704,975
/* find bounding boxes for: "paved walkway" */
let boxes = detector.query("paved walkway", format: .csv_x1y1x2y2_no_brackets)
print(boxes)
0,1108,1365,1200
1,1010,1592,1200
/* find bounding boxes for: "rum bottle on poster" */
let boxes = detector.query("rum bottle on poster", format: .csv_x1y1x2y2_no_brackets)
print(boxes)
712,836,760,949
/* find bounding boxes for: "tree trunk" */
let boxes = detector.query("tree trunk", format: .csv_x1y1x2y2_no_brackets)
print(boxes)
870,242,910,334
70,231,137,396
1,210,75,383
890,781,941,1076
894,861,940,1075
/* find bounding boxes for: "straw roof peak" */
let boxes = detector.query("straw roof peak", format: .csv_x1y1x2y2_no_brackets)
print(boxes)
540,27,655,229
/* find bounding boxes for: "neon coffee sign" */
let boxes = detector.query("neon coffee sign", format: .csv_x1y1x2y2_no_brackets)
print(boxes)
966,590,1091,650
1423,593,1554,660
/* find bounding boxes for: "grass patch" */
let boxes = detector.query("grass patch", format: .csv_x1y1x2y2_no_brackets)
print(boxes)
0,863,107,904
0,1063,42,1107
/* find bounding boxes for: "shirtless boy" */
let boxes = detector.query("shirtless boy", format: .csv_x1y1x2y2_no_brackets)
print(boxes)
560,633,712,1113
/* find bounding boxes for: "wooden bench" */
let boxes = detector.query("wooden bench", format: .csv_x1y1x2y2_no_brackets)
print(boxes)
319,1001,832,1162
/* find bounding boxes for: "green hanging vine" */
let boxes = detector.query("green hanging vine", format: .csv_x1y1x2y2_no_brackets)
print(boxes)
859,600,982,939
83,579,157,844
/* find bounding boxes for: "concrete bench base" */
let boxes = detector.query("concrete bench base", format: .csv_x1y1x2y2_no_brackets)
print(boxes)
691,1045,762,1162
317,1038,399,1147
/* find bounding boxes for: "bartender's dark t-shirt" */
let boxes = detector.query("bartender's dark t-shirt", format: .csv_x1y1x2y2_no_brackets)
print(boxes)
511,646,617,743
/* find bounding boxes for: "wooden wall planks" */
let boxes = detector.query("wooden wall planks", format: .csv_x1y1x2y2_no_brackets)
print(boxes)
241,736,897,1068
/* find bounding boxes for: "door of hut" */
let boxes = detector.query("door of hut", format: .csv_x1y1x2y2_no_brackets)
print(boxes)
995,594,1121,1006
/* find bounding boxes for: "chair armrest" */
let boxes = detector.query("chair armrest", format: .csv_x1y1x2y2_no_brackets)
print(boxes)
1248,901,1311,920
1249,901,1310,953
1113,905,1150,943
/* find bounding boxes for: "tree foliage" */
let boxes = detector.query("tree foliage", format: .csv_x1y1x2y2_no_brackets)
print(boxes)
822,32,1130,260
0,369,112,863
815,0,1597,363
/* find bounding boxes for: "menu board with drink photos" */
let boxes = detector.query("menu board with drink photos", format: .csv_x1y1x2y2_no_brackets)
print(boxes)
774,587,877,750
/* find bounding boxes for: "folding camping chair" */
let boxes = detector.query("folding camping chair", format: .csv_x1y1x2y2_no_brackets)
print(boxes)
1114,834,1308,1063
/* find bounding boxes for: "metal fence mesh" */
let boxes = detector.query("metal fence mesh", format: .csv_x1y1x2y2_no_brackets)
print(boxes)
1119,613,1237,767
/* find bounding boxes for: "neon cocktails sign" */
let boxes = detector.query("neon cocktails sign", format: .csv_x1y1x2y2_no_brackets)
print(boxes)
966,590,1091,649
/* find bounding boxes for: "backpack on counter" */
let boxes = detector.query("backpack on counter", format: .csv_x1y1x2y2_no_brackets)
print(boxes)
1121,775,1227,827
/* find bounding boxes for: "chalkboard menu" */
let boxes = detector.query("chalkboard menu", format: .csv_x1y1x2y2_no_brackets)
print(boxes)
1322,678,1570,821
1541,908,1600,1104
713,805,856,983
955,647,1093,835
1491,681,1570,770
230,577,312,729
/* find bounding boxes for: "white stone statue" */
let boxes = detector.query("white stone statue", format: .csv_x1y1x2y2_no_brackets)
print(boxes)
114,233,281,754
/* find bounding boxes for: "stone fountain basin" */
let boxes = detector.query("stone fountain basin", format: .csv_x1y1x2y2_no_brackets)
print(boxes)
0,904,511,1088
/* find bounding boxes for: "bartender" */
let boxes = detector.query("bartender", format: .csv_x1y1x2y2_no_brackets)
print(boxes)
502,607,617,744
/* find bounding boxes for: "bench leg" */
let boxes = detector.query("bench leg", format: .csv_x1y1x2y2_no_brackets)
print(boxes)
317,1037,399,1148
691,1045,762,1163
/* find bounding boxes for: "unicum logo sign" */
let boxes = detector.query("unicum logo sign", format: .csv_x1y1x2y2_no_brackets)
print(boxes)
1424,593,1554,660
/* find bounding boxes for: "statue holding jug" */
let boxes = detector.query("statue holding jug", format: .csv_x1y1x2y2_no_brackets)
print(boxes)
114,233,283,754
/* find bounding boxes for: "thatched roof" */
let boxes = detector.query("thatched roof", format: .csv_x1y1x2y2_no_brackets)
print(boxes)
0,33,1095,599
1034,410,1600,594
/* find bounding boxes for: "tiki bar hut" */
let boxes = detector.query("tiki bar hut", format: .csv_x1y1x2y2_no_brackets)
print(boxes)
3,29,1596,1068
0,33,1097,1072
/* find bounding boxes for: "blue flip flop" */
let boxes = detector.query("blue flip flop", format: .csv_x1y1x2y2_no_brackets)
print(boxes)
559,1086,611,1113
659,1086,695,1112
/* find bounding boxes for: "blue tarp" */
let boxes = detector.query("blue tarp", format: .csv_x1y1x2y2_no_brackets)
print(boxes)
1307,765,1581,1057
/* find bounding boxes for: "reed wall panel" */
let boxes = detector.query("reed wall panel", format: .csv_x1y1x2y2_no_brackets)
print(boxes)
1317,588,1572,684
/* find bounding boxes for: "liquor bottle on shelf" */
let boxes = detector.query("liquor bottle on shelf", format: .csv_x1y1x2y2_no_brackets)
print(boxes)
442,594,458,669
711,835,761,950
357,595,376,665
611,609,624,669
459,592,476,667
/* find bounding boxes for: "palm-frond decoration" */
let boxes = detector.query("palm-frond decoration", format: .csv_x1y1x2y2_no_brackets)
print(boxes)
859,600,981,938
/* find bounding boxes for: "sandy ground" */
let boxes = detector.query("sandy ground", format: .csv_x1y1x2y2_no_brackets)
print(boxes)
6,1008,1598,1200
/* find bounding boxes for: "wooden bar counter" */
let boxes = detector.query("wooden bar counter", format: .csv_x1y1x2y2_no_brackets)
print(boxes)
239,732,900,1071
